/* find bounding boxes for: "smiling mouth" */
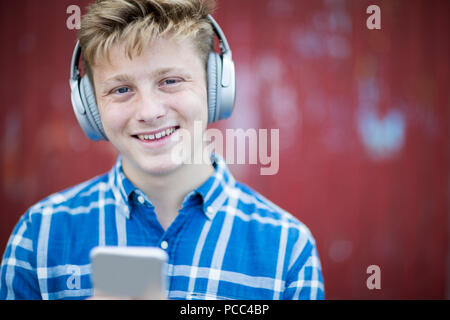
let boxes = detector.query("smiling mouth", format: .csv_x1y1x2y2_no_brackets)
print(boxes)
133,126,180,142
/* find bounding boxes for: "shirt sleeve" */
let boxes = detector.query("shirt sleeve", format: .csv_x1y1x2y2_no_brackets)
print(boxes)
0,211,41,300
283,235,325,300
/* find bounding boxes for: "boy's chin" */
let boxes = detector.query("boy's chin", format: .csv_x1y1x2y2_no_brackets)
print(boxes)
138,160,184,177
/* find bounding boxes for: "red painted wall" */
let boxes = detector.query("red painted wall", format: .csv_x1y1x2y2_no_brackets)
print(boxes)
0,0,448,299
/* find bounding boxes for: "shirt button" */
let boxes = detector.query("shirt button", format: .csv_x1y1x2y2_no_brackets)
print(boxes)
137,196,145,204
160,241,168,250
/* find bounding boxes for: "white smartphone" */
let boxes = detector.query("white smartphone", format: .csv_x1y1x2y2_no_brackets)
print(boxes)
90,246,168,300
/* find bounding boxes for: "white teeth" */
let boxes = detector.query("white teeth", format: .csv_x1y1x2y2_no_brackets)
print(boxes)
137,127,176,141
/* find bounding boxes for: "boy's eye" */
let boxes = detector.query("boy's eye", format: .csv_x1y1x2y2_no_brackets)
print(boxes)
113,87,130,94
162,78,181,86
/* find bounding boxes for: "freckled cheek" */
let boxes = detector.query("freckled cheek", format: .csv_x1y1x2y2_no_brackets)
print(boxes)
99,105,133,136
183,102,207,121
173,91,208,123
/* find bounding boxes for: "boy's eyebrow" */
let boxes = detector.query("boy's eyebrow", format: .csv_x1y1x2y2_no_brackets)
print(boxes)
103,74,135,85
102,68,189,86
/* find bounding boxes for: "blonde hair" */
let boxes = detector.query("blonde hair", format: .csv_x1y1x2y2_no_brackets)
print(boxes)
78,0,216,81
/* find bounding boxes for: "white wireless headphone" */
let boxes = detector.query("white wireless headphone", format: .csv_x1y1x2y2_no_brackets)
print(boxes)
69,15,236,141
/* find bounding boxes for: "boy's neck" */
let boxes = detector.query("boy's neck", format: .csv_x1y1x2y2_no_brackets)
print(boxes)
122,156,215,229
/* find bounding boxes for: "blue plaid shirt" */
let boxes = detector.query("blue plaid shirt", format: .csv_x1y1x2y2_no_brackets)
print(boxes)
0,154,324,300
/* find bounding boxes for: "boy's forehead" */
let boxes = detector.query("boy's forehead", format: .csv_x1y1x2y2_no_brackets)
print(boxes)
93,34,199,70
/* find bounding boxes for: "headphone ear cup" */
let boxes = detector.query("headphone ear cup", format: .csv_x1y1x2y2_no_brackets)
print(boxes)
79,75,108,140
207,52,222,123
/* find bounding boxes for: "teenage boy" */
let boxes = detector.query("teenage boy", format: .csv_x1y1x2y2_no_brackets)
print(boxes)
0,0,324,300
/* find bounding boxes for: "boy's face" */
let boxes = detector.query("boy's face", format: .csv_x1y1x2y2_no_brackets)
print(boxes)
92,35,208,177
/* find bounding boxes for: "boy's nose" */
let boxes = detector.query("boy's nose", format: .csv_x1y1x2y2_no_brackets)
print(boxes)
134,91,168,122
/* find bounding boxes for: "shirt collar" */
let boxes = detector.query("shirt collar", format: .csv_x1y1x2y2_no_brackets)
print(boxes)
108,153,235,220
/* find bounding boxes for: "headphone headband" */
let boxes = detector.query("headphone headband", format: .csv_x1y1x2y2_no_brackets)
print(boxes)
70,41,82,81
207,15,232,58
